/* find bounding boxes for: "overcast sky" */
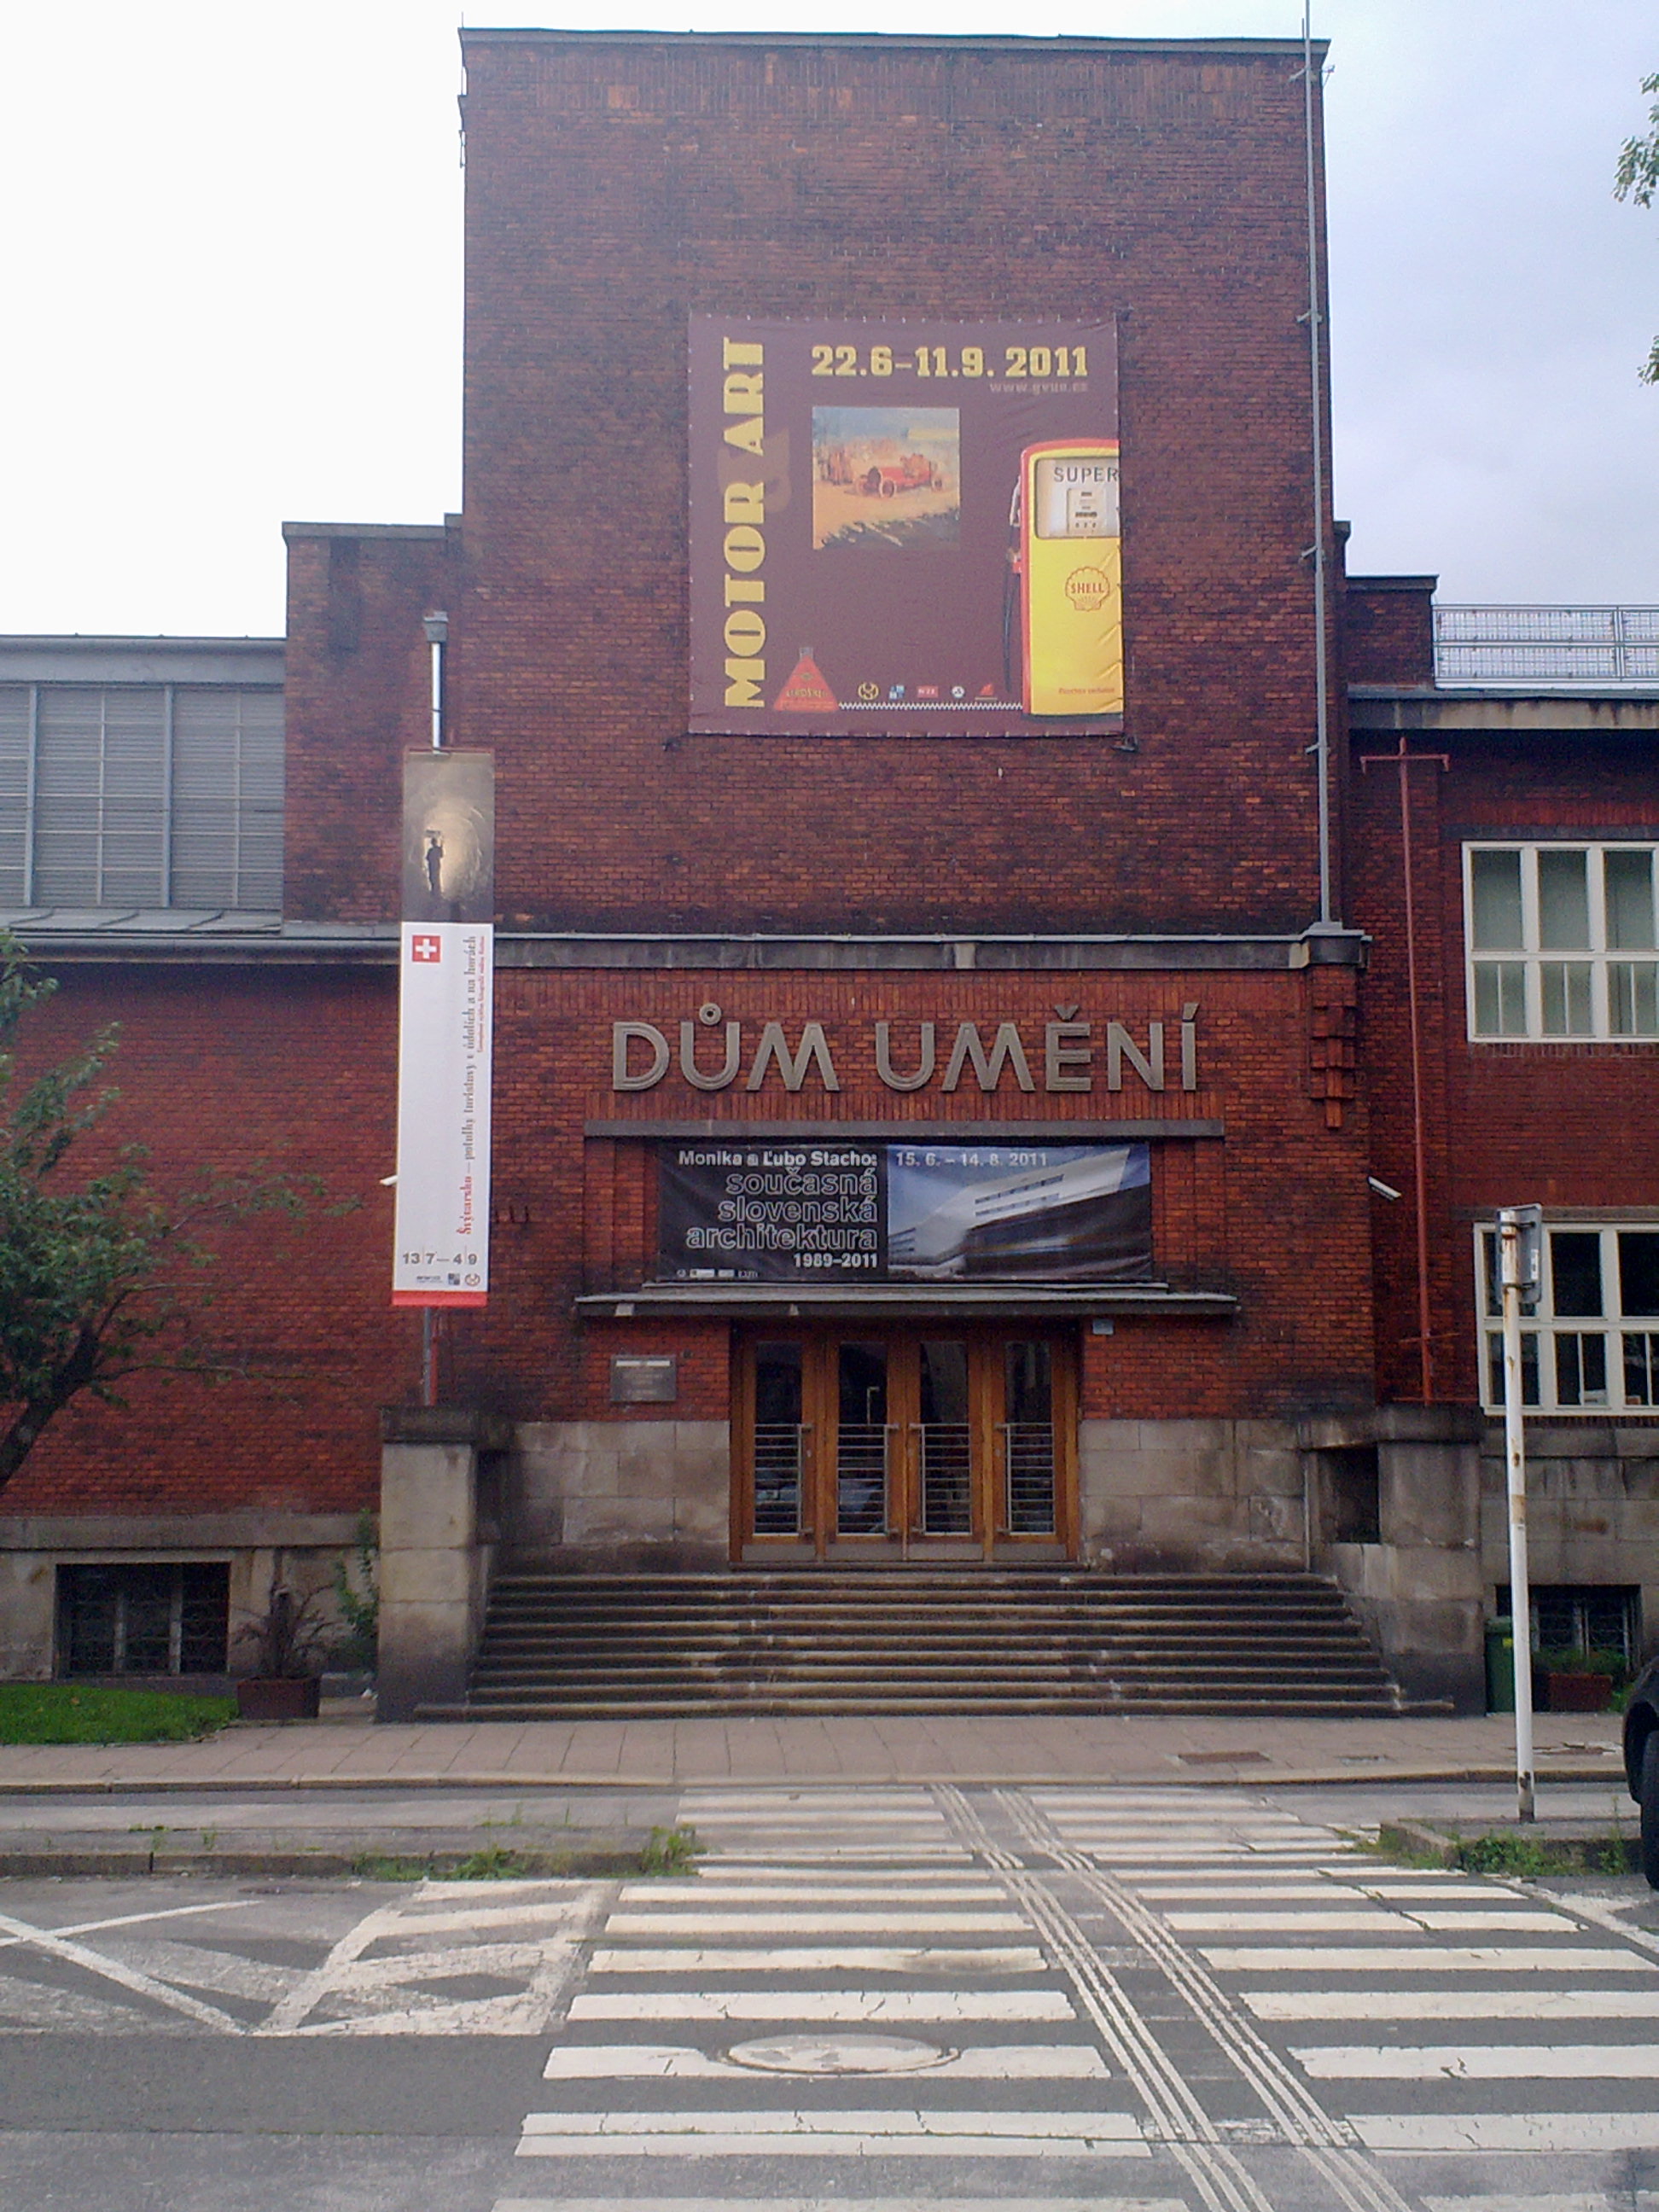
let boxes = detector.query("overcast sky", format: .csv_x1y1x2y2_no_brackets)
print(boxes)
2,0,1654,636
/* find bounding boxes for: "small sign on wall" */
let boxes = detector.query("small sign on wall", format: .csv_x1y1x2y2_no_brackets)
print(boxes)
611,1354,679,1405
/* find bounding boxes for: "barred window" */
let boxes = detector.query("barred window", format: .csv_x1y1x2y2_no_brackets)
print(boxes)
55,1563,230,1677
1465,843,1658,1041
0,684,282,911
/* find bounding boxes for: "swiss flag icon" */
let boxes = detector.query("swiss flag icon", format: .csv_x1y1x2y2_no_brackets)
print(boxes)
411,934,442,963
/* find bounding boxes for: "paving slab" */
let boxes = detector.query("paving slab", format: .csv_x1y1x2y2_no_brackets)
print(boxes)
0,1708,1627,1793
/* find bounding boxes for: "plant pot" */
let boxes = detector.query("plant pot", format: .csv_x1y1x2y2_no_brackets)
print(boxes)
236,1676,322,1721
1540,1670,1615,1714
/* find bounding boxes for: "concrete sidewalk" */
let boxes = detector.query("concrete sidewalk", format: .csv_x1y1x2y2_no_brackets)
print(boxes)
0,1708,1629,1794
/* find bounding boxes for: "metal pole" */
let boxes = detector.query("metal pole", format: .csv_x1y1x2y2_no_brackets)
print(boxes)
1499,1208,1535,1823
1301,3,1332,924
422,1310,438,1409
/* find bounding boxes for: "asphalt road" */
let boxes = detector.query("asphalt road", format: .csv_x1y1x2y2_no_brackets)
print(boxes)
2,1782,1657,2211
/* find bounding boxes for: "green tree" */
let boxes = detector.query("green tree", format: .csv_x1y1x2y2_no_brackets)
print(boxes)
1615,70,1659,385
0,933,324,1490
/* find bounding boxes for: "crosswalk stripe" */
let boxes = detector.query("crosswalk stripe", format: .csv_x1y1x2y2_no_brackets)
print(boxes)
606,1911,1029,1936
589,1946,1051,1975
568,1990,1079,2022
516,2108,1150,2154
1165,1909,1576,1934
498,2198,1187,2212
1421,2197,1619,2212
1293,2041,1659,2079
498,2200,1188,2211
1162,1911,1407,1932
515,2135,1153,2160
620,1883,1007,1901
1244,1987,1659,2021
1199,1946,1653,1973
1132,1883,1516,1901
1352,2112,1659,2153
541,2043,1109,2080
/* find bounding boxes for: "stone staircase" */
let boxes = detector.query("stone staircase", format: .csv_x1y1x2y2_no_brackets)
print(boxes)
421,1569,1411,1720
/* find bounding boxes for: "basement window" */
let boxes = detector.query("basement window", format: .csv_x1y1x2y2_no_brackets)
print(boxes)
55,1563,230,1677
1497,1582,1639,1665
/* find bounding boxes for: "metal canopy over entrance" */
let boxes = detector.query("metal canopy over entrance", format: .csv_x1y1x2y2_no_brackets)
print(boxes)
731,1325,1079,1563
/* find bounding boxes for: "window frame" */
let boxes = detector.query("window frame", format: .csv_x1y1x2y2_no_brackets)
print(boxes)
1475,1220,1659,1415
0,679,283,913
1463,840,1659,1042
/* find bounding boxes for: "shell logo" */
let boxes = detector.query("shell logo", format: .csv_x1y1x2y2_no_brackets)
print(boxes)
1064,565,1114,613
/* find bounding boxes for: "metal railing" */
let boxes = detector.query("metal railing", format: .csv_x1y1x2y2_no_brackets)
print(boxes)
752,1423,807,1536
1434,606,1659,688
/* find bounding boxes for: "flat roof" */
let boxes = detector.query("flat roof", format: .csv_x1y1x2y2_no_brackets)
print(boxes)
462,27,1324,56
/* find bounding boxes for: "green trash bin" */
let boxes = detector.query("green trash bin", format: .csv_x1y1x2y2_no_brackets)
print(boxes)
1486,1616,1516,1714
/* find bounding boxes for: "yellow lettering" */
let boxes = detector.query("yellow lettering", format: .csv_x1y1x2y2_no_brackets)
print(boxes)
724,608,766,656
724,575,765,605
724,658,765,706
722,416,765,455
723,372,764,413
724,481,765,522
724,525,765,573
723,337,763,368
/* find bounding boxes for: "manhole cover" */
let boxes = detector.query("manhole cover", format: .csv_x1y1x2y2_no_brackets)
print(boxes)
726,2034,951,2075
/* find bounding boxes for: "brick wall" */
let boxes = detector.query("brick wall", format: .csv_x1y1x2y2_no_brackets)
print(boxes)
1351,736,1659,1409
438,960,1376,1427
430,32,1340,938
1,965,406,1517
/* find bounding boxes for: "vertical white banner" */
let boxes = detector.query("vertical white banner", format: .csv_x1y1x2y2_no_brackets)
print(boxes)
392,921,492,1306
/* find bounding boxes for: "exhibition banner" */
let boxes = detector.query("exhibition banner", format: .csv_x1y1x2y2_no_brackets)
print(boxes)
658,1140,1150,1286
392,752,494,1309
689,317,1121,737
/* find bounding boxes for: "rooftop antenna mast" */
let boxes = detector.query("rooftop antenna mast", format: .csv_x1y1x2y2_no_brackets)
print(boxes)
1301,3,1333,925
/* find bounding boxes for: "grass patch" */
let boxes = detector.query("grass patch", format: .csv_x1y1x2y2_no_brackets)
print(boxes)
0,1683,235,1745
1376,1818,1634,1876
1455,1831,1629,1877
639,1824,703,1874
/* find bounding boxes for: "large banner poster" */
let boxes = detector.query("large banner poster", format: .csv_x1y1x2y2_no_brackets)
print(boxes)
658,1140,1150,1286
392,753,494,1309
689,317,1121,737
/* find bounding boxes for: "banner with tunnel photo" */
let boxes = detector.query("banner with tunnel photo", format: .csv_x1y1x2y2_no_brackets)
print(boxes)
688,317,1121,736
657,1140,1150,1285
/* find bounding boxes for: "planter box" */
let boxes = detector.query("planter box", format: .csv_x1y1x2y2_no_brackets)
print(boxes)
1540,1670,1616,1714
236,1677,322,1722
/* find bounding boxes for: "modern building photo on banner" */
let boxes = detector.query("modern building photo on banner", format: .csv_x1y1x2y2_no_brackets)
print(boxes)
689,317,1121,736
657,1141,1151,1285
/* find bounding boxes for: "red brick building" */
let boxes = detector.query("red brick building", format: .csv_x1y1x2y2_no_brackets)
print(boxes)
2,31,1655,1714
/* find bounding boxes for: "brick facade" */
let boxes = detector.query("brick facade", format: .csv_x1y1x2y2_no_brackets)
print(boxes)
6,30,1656,1707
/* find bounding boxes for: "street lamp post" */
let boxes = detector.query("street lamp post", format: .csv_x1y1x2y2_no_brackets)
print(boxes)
1498,1203,1543,1823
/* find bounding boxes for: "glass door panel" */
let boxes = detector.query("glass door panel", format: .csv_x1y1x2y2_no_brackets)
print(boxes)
836,1340,892,1535
751,1341,806,1536
1000,1339,1056,1535
916,1338,973,1535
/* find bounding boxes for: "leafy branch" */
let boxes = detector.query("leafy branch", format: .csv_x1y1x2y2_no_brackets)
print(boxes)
1614,69,1659,385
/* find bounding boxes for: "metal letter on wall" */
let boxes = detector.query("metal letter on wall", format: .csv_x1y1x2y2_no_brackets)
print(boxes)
392,752,495,1308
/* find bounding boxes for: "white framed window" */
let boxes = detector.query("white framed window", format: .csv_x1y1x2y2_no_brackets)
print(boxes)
1476,1222,1659,1413
1464,842,1659,1040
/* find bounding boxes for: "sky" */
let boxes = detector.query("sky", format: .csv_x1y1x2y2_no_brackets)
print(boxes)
1,0,1654,637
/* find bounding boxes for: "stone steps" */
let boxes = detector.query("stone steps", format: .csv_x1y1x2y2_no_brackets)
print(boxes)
424,1567,1408,1720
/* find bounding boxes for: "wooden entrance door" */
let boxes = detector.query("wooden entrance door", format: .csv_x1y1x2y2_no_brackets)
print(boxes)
732,1327,1077,1563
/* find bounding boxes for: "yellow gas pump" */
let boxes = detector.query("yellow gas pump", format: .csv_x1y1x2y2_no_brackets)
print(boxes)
1016,440,1122,717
